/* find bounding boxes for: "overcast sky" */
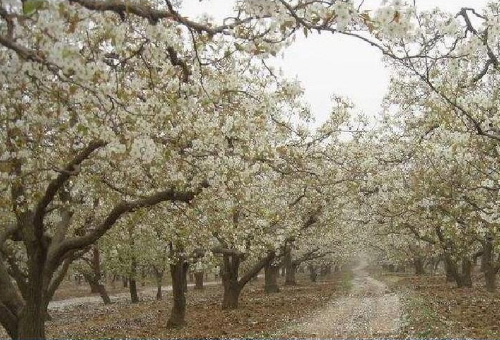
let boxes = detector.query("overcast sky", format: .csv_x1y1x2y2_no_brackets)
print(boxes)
181,0,489,126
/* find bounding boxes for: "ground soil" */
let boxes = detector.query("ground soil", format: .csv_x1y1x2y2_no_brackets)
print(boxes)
8,266,499,339
0,272,349,339
283,260,402,338
384,272,500,339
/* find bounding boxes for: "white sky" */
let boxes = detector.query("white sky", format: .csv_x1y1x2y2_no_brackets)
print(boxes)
181,0,489,126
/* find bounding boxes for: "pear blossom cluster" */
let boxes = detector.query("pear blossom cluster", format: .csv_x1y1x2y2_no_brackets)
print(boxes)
3,0,500,337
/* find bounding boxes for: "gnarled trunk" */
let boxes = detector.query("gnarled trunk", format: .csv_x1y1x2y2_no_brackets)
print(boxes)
82,247,111,305
413,256,425,275
444,255,472,288
482,237,498,292
285,263,297,285
194,271,204,290
308,264,317,282
320,264,330,276
222,283,241,309
97,284,111,304
88,277,99,293
485,266,498,292
84,274,111,305
153,268,163,300
182,262,189,292
444,258,454,282
0,253,24,339
167,260,187,328
17,302,46,340
460,258,473,287
17,243,47,340
217,250,275,310
264,259,279,293
284,247,296,285
221,254,241,310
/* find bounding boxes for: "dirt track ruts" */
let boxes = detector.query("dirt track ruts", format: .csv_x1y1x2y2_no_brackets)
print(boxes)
289,260,402,338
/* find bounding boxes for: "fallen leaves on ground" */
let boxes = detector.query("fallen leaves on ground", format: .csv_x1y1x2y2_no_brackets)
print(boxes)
388,273,500,339
43,274,346,339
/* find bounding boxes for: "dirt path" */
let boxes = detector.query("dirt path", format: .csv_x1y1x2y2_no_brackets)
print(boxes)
289,261,402,338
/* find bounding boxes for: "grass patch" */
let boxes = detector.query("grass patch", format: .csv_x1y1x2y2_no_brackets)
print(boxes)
339,269,353,292
400,292,448,338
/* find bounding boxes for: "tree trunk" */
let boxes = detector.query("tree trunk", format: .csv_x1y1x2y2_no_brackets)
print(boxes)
85,246,111,304
17,301,46,340
481,251,488,272
461,258,473,288
129,278,139,303
221,254,242,310
153,268,163,300
414,256,425,275
320,264,328,276
482,236,498,292
308,264,317,282
433,258,441,273
485,266,498,292
194,271,204,290
156,283,163,300
83,273,111,305
285,264,297,285
444,257,455,282
96,283,111,304
284,247,296,285
141,268,146,287
0,253,24,339
84,273,99,293
222,282,241,309
129,255,139,303
17,244,47,340
283,245,297,286
182,262,189,292
264,260,280,293
88,278,99,293
122,276,128,288
167,260,187,328
444,255,472,288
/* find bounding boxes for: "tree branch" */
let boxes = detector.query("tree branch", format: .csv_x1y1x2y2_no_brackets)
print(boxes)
47,183,207,272
69,0,254,34
239,251,275,287
33,140,106,239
